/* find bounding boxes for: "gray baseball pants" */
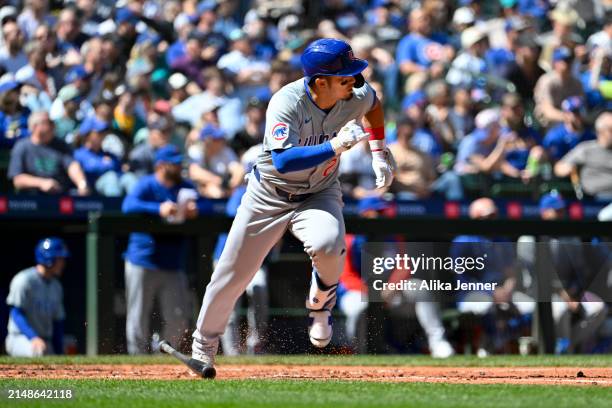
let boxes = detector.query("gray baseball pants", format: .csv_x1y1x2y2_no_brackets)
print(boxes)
193,172,346,354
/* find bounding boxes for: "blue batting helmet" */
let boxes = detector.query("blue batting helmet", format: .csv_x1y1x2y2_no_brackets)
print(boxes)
301,38,368,87
35,237,70,267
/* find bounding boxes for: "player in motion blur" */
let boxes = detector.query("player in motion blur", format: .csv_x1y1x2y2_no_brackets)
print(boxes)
191,38,395,378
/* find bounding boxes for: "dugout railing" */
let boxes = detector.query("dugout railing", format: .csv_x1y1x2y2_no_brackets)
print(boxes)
85,214,612,356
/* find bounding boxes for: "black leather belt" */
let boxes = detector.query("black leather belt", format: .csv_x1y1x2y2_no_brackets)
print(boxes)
253,167,313,203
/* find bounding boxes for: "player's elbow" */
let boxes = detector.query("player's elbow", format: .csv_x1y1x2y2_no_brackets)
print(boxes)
271,150,290,174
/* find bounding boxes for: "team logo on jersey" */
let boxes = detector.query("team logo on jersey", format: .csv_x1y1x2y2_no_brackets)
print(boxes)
272,122,288,140
423,43,443,61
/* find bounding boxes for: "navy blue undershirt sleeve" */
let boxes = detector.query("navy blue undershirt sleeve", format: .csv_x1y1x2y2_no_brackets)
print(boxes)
271,142,335,173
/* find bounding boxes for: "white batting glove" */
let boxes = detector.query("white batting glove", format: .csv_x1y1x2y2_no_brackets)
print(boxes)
371,147,396,188
330,120,369,154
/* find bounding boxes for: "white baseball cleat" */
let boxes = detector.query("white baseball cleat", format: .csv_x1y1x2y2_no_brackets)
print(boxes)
430,339,455,359
308,310,333,348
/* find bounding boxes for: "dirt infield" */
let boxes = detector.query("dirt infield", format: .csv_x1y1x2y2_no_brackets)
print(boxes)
2,364,611,386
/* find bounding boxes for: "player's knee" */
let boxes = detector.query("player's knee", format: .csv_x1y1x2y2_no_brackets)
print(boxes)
307,233,345,260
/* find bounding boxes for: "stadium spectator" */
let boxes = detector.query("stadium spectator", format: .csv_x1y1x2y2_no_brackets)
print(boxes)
0,78,30,149
543,96,595,162
0,18,27,74
15,40,60,102
580,46,612,111
55,7,89,57
396,8,453,85
5,237,68,356
17,0,56,42
167,72,190,107
389,117,463,200
452,198,535,356
8,111,89,195
122,144,198,354
498,92,545,182
554,112,612,199
74,116,137,196
401,90,443,161
217,28,271,89
454,108,505,176
533,47,584,128
128,117,172,177
503,33,545,101
447,87,474,143
230,97,266,157
446,26,489,89
537,6,584,73
52,85,82,143
188,124,243,199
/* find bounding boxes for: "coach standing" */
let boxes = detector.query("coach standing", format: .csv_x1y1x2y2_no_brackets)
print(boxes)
5,238,68,357
122,145,199,354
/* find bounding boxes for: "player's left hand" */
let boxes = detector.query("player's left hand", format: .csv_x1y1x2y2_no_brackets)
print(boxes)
371,147,396,188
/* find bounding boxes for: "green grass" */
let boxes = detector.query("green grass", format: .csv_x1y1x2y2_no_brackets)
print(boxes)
1,354,612,367
0,379,610,408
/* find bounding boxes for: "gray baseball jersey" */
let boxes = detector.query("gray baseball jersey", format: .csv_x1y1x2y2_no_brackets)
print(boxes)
256,79,376,194
6,267,64,339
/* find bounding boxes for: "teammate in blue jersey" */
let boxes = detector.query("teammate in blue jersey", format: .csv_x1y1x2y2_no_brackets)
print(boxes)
191,38,396,378
5,238,69,356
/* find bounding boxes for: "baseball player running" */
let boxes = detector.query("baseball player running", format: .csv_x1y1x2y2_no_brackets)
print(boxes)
5,238,69,356
191,38,395,377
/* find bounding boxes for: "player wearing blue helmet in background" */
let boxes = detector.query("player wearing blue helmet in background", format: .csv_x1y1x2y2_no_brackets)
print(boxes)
5,238,69,356
191,38,396,378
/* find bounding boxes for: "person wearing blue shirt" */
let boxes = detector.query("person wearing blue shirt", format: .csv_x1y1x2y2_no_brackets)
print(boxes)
543,96,596,162
122,145,200,354
396,8,452,79
74,117,137,196
499,93,545,180
0,80,30,149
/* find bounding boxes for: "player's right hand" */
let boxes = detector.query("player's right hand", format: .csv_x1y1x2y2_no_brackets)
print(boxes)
159,201,178,218
330,120,369,154
31,337,47,356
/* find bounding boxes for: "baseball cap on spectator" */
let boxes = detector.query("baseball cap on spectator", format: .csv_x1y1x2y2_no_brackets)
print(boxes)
155,144,183,165
401,90,427,111
66,65,91,83
549,6,581,27
228,28,247,42
200,124,225,140
461,26,487,49
552,47,573,63
79,117,109,135
116,8,140,25
539,192,566,212
168,72,189,90
358,196,392,214
452,7,475,26
0,5,17,25
0,78,20,93
197,0,219,14
57,85,82,103
561,96,584,113
475,108,500,130
153,100,172,115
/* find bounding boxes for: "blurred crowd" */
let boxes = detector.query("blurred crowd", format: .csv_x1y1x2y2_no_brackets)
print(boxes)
0,0,609,203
